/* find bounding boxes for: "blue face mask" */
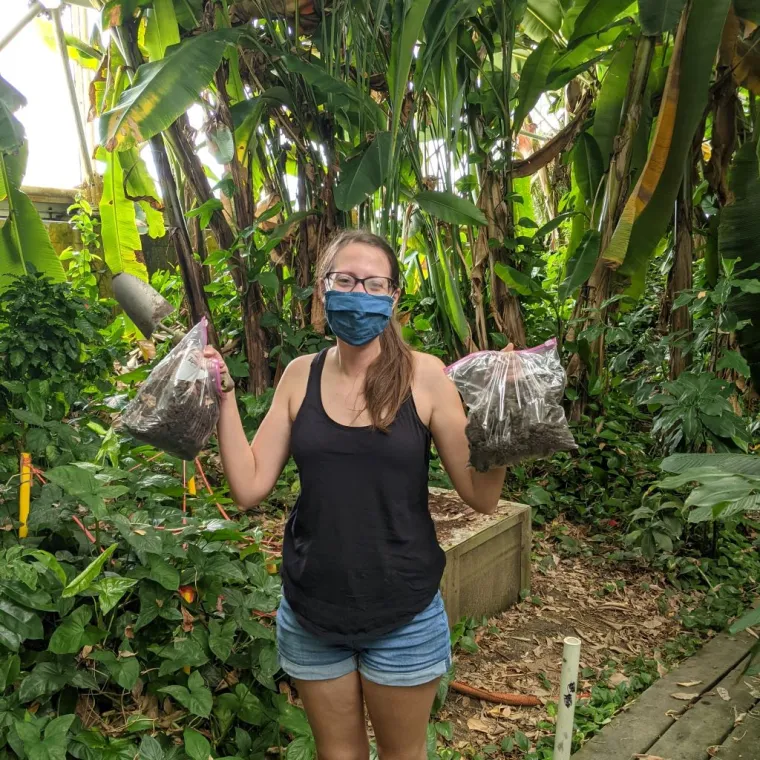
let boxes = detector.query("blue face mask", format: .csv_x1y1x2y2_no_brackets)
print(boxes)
325,290,394,346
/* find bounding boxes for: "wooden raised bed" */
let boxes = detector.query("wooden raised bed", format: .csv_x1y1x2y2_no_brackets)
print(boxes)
430,487,531,625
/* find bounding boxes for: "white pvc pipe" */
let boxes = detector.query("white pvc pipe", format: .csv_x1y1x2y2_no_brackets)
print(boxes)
553,636,582,760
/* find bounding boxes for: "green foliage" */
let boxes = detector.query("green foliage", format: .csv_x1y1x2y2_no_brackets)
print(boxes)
0,274,116,424
0,454,304,759
648,372,751,454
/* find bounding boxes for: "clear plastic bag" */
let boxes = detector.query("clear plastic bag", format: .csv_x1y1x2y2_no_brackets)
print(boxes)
445,338,577,471
121,318,222,460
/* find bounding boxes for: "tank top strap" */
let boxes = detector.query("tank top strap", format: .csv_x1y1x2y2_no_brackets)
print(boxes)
303,348,329,407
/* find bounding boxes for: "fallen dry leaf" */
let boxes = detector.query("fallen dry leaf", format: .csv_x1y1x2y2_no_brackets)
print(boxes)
633,755,668,759
467,716,492,734
717,687,730,701
677,680,702,687
670,692,699,701
487,705,512,719
609,672,630,687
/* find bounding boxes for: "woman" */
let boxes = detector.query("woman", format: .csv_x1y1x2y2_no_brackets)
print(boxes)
205,230,510,760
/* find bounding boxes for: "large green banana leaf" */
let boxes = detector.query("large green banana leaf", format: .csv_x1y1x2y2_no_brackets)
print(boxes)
0,76,26,154
734,0,760,23
638,0,688,35
513,39,556,137
569,0,634,42
99,151,148,282
718,141,760,385
388,0,433,161
592,36,657,179
118,149,166,239
603,0,730,279
592,38,635,167
143,0,181,62
523,0,564,42
100,28,241,151
435,242,471,346
0,172,65,289
334,133,393,212
415,191,487,226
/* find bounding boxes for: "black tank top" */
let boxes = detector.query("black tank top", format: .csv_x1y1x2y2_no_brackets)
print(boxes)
281,349,446,643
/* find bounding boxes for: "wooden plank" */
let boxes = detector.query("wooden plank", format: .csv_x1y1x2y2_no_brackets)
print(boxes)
645,660,759,760
455,515,524,620
438,494,530,624
519,506,531,595
572,631,757,760
713,709,760,760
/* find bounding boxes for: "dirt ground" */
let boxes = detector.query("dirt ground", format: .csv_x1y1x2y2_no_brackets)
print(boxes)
438,519,702,754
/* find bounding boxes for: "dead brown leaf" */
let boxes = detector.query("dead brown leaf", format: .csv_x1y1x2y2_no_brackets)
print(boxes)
717,687,730,701
181,606,194,633
466,716,492,734
677,680,702,687
670,692,700,701
609,672,630,688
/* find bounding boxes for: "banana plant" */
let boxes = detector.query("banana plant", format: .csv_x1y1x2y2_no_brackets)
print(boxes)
0,77,64,290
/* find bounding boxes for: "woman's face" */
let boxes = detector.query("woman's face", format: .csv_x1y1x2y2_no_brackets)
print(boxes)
324,243,399,303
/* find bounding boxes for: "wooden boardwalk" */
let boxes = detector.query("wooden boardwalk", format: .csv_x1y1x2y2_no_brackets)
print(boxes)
572,629,760,760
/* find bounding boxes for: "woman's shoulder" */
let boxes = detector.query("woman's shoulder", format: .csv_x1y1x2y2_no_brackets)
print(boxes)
278,352,321,390
411,351,447,385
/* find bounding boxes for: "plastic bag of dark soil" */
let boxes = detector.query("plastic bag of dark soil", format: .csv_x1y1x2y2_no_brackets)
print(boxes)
445,338,577,472
120,318,222,460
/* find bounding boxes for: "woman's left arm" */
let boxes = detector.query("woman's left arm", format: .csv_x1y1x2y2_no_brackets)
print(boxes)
423,353,508,515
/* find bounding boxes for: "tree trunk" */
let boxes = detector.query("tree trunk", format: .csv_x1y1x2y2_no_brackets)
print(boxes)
149,134,217,341
566,35,655,412
666,181,694,379
213,64,271,394
114,21,216,341
167,116,271,394
479,167,526,348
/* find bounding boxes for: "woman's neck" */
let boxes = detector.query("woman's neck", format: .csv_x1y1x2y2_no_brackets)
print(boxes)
334,339,381,378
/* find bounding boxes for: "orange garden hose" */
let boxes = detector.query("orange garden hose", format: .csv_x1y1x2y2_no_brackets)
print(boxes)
450,681,541,707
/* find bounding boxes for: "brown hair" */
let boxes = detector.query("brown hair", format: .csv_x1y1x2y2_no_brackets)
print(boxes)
318,229,414,431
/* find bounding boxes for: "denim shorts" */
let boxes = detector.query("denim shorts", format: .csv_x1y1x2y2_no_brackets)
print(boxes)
276,592,452,687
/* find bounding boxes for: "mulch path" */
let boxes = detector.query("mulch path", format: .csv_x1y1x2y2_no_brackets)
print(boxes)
439,519,704,754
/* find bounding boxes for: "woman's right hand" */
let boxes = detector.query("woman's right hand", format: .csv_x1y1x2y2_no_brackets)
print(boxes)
202,346,234,393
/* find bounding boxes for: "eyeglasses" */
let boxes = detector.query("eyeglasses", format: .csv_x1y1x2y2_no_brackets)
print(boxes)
325,272,397,296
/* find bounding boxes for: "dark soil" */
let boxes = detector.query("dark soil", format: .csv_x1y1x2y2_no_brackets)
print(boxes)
466,383,577,472
121,349,219,461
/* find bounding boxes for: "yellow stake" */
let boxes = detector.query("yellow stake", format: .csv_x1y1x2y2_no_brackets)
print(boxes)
187,476,196,496
19,452,31,539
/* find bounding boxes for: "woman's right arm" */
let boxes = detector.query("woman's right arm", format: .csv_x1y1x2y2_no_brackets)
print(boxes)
210,353,308,509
